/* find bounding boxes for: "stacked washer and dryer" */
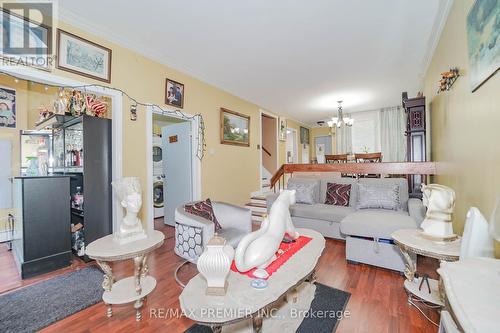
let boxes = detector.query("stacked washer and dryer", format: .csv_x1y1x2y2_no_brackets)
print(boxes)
152,135,164,218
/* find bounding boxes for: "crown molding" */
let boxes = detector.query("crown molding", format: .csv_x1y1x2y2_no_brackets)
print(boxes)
419,0,454,85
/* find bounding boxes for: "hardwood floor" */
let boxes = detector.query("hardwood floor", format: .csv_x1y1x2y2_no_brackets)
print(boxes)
0,219,440,332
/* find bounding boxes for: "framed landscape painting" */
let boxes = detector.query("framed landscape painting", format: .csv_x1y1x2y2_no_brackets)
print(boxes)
466,0,499,92
220,108,250,146
56,29,112,83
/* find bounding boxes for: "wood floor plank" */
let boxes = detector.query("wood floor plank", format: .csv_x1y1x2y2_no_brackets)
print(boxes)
0,219,439,332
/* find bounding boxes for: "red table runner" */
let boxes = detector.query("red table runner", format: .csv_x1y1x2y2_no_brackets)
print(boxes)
230,235,312,280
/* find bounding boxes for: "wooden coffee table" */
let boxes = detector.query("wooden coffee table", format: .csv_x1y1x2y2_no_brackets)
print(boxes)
179,228,325,333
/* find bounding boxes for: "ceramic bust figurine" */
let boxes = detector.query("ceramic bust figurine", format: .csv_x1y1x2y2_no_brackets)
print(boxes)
235,190,300,278
112,177,147,244
420,183,457,240
196,234,234,295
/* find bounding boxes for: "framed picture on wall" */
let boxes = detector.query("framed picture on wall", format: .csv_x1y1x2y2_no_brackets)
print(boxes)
165,78,184,108
300,126,310,144
0,87,16,128
278,117,287,141
57,29,112,83
466,0,500,92
220,108,250,146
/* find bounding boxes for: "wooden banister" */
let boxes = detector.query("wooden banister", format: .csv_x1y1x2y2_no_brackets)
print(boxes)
269,162,438,191
262,146,272,157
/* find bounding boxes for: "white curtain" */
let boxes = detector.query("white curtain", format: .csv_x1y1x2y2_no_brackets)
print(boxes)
336,120,352,154
380,106,407,162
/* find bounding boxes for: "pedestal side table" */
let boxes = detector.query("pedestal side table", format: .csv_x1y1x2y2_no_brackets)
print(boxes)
86,230,165,321
391,229,460,307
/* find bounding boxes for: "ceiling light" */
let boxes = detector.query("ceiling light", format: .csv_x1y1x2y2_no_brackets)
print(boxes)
326,101,353,130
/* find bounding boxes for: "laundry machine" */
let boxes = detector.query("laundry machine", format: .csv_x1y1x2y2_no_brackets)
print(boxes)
153,135,164,218
153,175,164,218
153,135,163,176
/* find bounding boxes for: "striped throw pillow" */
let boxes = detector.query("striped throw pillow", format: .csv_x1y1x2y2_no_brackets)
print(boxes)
325,183,351,206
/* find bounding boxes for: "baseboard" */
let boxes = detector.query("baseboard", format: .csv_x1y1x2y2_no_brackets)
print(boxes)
20,251,72,279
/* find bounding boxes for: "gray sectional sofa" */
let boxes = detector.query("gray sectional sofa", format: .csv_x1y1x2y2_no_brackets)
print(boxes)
266,175,425,272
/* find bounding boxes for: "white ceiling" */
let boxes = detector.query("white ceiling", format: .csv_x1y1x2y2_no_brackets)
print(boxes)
58,0,452,125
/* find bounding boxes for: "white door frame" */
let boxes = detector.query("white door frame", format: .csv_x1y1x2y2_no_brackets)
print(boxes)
259,109,279,191
0,65,123,232
286,127,299,163
146,105,201,231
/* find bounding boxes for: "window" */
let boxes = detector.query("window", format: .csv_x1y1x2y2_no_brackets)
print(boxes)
351,111,380,153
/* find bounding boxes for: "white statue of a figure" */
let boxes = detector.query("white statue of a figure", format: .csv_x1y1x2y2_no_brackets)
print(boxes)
420,183,457,240
235,190,300,278
112,177,147,244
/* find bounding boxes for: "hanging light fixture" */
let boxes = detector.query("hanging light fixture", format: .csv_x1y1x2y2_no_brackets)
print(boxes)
327,100,354,129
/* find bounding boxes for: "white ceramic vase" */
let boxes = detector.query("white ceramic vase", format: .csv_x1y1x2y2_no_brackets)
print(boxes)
197,234,234,296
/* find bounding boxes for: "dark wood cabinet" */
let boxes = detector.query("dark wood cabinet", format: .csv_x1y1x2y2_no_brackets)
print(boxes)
403,96,427,198
13,176,72,279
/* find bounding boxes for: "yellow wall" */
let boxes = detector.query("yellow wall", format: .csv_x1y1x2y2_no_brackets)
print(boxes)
424,0,500,243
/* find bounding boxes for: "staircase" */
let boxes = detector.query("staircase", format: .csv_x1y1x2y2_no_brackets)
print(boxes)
245,194,270,222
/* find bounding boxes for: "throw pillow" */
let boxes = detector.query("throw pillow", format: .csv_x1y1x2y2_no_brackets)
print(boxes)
357,184,400,210
184,199,222,231
324,183,351,206
287,181,317,204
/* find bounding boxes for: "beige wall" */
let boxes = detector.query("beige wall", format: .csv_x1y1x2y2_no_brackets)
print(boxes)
424,0,500,253
261,115,278,174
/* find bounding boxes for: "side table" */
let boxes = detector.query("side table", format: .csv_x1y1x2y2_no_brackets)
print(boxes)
85,230,165,321
391,229,460,307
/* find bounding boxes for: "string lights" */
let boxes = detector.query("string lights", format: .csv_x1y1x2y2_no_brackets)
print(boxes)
1,70,206,160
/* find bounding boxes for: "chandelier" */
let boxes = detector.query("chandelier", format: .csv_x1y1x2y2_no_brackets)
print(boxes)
327,100,354,128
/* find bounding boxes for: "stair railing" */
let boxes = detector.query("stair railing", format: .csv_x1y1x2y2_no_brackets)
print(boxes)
269,162,439,193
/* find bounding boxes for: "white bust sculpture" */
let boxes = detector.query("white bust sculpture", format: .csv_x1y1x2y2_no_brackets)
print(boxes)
235,190,300,279
112,177,147,244
420,183,457,240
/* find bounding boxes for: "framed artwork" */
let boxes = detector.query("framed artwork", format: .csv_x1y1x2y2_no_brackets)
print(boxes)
165,78,184,108
0,87,16,128
220,108,250,146
0,8,52,71
466,0,499,92
300,126,310,144
56,29,112,83
278,117,287,141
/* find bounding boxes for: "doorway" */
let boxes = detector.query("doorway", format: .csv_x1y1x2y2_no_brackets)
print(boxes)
314,135,332,163
147,107,201,231
260,112,278,190
286,128,299,164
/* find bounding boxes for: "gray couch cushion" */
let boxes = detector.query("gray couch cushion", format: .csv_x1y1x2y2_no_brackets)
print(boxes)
357,183,400,210
359,178,409,211
287,181,317,204
340,210,417,239
288,178,321,203
320,177,358,207
290,203,355,223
